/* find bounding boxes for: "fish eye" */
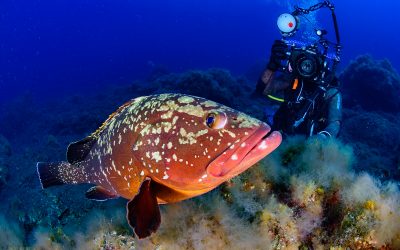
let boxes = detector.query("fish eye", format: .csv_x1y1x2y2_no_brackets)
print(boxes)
205,112,227,129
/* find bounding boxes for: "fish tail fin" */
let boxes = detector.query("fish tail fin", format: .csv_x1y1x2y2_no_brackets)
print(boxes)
37,161,87,189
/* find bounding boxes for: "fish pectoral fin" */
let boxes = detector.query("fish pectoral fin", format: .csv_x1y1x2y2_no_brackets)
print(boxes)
85,186,119,201
126,179,161,239
67,136,97,164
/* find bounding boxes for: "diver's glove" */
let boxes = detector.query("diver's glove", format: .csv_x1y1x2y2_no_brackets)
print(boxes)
267,40,289,71
315,131,332,141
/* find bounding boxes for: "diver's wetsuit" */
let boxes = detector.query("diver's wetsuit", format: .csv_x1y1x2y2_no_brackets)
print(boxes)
255,68,342,138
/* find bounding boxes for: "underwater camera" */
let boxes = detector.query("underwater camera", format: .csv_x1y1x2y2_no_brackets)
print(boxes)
289,45,323,80
276,1,341,85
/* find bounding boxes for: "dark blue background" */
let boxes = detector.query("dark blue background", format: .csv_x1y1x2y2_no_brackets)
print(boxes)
1,0,399,105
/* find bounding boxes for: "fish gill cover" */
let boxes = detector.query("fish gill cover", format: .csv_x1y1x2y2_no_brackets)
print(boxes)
0,0,400,249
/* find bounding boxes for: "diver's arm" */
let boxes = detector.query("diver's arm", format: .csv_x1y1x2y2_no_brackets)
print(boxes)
318,88,342,138
254,40,289,97
254,68,275,96
255,68,292,97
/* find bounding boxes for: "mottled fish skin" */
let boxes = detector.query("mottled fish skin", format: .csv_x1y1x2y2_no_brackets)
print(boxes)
70,94,281,203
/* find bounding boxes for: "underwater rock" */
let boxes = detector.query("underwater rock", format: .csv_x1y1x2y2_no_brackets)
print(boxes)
0,135,11,187
0,215,24,248
150,68,254,108
341,108,400,180
340,55,400,113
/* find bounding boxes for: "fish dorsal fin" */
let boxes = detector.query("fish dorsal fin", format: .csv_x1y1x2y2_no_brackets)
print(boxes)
67,136,97,164
126,178,161,239
91,99,137,138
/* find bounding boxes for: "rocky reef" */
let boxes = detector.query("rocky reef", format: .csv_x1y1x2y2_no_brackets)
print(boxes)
0,55,399,249
145,138,400,249
340,55,400,113
0,135,11,188
341,108,400,180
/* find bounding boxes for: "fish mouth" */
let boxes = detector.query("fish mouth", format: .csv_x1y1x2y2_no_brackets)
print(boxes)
207,125,282,178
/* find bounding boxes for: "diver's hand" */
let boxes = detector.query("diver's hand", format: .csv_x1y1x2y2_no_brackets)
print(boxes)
267,40,288,71
310,131,332,142
316,133,328,141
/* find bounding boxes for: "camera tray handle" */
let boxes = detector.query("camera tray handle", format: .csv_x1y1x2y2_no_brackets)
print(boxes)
292,1,341,50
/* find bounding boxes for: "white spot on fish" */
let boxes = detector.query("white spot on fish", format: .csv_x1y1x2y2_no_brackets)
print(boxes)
177,96,195,104
162,172,169,179
112,161,117,171
231,154,238,160
140,170,145,176
203,100,218,107
258,141,268,150
151,151,162,162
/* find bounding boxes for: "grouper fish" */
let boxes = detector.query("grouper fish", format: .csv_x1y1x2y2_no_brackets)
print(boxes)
37,93,282,238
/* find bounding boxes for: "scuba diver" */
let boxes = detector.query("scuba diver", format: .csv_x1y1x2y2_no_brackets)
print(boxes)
254,1,342,139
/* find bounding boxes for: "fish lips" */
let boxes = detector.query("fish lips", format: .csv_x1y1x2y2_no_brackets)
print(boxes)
206,125,282,179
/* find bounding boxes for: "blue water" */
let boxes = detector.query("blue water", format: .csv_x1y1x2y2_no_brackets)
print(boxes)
1,0,399,105
1,1,400,248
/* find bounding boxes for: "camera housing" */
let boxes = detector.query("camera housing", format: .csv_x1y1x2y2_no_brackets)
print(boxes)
288,46,324,81
275,1,342,86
